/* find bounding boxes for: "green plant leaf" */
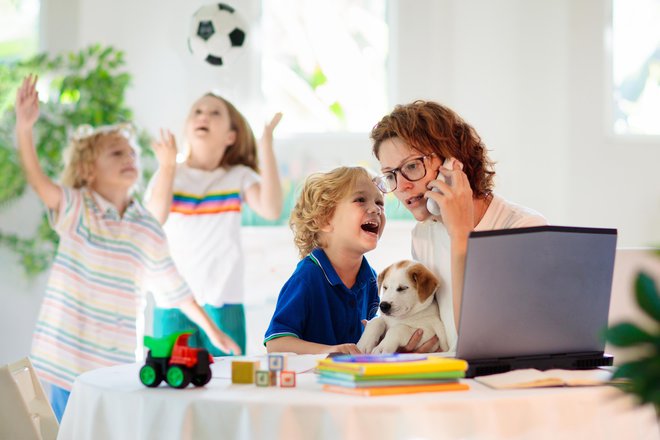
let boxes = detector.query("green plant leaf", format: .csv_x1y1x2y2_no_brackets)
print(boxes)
604,322,655,347
635,272,660,322
0,44,153,278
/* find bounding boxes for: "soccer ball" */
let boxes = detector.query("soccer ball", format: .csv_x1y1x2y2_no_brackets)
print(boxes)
188,3,247,67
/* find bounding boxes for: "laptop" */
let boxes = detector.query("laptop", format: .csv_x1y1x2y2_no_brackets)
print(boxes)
455,225,617,378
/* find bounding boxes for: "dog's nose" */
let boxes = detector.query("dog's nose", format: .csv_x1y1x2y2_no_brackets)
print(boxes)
379,302,391,314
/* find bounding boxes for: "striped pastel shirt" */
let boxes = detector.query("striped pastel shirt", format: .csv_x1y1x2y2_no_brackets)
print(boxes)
30,187,192,391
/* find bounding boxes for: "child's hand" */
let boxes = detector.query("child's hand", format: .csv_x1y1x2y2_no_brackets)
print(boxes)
15,75,40,131
207,327,242,356
329,343,362,355
152,129,178,169
260,112,283,144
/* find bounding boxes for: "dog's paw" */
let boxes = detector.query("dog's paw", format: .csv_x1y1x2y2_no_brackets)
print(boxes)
372,340,398,354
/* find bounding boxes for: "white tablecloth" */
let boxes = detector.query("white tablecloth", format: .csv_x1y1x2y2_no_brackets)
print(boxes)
58,361,659,440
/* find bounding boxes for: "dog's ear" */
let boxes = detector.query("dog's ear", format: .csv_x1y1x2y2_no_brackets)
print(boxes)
377,264,392,290
409,263,441,301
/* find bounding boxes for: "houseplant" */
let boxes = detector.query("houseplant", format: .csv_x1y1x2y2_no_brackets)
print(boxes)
0,44,152,277
604,260,660,411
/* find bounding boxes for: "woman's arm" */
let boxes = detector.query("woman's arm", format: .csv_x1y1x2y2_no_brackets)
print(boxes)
178,297,242,355
145,129,178,224
15,75,62,211
266,336,361,355
243,113,283,220
425,161,474,329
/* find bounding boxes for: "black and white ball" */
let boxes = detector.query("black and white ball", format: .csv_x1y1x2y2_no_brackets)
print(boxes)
188,3,247,67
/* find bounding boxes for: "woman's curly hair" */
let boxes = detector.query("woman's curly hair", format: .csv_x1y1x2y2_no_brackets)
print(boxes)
290,166,372,259
371,100,495,198
60,123,140,189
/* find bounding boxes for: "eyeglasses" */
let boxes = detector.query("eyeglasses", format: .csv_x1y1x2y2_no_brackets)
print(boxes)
373,154,435,193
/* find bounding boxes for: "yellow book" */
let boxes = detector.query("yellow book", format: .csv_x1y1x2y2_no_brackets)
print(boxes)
316,354,468,376
322,381,470,396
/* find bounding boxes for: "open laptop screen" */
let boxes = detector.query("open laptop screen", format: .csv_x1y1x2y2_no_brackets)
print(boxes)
456,226,617,363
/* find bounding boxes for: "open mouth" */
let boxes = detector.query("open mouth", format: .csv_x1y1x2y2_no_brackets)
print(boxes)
194,126,209,133
361,221,380,234
406,194,425,206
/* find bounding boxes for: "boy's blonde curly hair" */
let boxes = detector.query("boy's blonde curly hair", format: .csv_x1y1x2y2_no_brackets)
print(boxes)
60,123,140,189
290,166,373,259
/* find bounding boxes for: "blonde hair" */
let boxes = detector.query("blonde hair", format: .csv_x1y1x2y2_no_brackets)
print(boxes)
186,93,258,172
60,123,140,189
290,166,373,258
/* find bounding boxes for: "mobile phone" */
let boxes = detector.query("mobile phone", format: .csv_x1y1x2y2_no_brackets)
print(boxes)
426,158,462,216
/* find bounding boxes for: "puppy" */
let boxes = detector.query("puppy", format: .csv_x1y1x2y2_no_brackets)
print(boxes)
357,260,449,354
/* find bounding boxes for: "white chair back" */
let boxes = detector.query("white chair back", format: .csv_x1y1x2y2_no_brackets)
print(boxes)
0,357,58,440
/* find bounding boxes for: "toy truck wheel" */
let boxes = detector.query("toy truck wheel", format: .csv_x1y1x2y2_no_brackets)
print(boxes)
166,365,191,389
140,364,163,387
191,371,212,387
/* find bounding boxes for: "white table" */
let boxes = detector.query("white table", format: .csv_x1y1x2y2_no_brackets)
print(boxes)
58,361,659,440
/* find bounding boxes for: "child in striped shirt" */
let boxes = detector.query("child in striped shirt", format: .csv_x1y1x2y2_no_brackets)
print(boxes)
15,76,240,422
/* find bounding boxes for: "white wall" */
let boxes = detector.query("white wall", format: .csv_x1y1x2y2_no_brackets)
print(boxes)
2,0,659,362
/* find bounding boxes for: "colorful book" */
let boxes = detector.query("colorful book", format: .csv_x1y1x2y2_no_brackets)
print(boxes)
318,376,458,388
322,381,470,396
318,369,465,382
317,354,468,376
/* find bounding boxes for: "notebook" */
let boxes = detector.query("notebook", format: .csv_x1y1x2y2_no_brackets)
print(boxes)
455,225,617,378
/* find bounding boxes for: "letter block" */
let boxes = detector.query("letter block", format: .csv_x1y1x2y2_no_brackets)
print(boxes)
280,370,296,388
231,360,260,384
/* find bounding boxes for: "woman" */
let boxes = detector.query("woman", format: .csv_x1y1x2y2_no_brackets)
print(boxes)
371,100,547,351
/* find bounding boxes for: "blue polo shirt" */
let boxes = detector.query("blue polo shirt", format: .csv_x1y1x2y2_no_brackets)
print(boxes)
264,248,380,346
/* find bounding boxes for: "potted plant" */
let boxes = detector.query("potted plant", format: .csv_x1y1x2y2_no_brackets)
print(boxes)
604,260,660,412
0,44,152,277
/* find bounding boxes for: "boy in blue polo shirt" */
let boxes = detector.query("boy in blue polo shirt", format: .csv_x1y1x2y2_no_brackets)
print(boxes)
264,166,385,354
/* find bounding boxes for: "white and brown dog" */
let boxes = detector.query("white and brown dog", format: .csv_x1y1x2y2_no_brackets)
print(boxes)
357,260,449,354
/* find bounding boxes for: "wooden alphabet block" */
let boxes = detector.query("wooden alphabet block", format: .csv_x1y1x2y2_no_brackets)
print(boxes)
231,360,260,384
280,370,296,388
255,370,270,387
268,354,287,372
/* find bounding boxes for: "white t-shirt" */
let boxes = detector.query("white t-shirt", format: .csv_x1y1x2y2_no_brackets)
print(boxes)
159,163,260,306
411,194,547,351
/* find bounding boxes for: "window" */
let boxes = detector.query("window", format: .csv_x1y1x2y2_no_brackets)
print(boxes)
612,0,660,136
0,0,40,62
261,0,389,134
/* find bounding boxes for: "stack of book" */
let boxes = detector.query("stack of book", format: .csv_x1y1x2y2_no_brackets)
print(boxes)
316,354,470,396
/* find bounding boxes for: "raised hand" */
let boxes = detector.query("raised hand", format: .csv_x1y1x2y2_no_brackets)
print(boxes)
152,129,178,169
15,75,40,130
261,112,283,145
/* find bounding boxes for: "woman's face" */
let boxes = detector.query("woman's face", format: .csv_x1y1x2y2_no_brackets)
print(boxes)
377,137,441,222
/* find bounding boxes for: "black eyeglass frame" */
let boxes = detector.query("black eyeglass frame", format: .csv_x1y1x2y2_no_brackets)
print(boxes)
373,154,436,193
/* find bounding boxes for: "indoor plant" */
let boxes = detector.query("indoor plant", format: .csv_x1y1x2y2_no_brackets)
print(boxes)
604,259,660,411
0,44,151,277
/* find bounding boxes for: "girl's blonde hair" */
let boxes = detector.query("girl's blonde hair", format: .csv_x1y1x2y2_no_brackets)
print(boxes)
188,93,259,172
290,166,372,258
60,123,140,189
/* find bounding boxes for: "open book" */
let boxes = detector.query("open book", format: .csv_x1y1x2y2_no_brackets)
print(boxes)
475,368,613,389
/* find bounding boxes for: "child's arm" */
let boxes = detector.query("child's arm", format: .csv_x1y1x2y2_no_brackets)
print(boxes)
243,113,283,220
15,75,62,211
145,129,178,224
266,336,361,355
178,297,242,355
